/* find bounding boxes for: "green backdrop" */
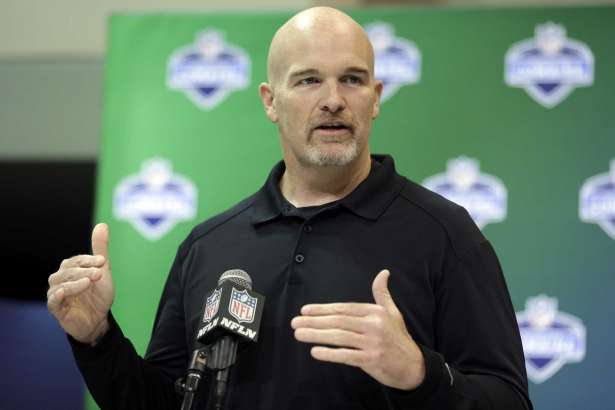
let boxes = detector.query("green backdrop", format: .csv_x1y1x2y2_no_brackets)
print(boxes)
92,6,615,409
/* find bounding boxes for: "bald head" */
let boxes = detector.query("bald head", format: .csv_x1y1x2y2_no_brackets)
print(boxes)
267,7,375,87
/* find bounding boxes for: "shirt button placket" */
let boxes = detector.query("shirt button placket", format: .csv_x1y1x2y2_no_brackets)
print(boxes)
294,222,311,264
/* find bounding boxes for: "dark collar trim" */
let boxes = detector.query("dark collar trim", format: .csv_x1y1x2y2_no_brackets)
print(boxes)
250,155,404,225
338,155,406,220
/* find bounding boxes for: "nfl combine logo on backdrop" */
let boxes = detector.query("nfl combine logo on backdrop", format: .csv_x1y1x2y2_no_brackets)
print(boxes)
579,159,615,239
423,157,507,229
365,22,421,103
167,29,251,109
517,295,586,383
113,158,197,240
505,22,594,108
229,287,257,324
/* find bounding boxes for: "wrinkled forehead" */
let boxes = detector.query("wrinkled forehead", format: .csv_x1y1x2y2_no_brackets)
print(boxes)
267,19,375,85
292,35,371,72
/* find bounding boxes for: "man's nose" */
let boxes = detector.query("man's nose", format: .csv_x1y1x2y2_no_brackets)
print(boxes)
319,80,346,114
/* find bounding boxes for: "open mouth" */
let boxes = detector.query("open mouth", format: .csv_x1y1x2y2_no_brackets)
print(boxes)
314,123,352,133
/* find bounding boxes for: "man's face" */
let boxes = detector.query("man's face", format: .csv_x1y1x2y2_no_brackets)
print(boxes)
261,30,383,168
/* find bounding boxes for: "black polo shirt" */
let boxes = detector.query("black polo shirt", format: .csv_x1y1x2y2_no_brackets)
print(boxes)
72,155,531,410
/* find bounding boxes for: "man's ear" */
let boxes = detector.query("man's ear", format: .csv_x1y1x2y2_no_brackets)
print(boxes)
372,80,384,119
259,82,278,123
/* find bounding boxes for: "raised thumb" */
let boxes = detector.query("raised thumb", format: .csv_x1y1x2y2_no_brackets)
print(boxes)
372,269,398,312
91,223,110,260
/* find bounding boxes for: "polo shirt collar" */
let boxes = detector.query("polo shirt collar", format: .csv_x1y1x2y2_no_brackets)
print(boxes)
251,154,406,224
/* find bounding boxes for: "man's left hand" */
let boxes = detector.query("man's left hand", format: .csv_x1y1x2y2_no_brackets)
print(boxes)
291,269,426,390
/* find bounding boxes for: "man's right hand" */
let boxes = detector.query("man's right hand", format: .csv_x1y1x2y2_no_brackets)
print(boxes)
47,223,115,345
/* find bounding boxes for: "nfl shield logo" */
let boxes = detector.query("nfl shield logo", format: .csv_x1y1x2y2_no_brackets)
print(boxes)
203,288,222,322
229,287,257,324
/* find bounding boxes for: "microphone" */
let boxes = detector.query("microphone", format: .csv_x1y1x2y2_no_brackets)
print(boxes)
198,269,265,410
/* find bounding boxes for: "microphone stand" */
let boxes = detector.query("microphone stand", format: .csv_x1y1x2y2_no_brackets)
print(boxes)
176,337,239,410
176,347,208,410
207,335,238,410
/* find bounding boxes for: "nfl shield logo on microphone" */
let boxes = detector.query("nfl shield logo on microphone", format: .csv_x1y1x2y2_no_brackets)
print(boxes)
203,288,222,322
229,288,257,324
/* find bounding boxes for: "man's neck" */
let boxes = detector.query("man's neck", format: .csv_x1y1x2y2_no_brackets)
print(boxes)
279,154,372,208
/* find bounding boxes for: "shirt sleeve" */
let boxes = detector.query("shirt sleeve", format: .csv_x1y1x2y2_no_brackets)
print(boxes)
383,240,533,410
68,250,188,410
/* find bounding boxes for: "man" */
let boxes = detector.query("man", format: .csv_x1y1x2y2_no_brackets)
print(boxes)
47,7,532,410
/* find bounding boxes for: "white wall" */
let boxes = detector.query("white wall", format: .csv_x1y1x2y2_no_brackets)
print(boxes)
0,0,310,57
3,0,613,57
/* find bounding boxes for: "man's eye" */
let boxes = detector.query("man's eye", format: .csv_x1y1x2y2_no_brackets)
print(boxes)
298,77,319,85
342,75,363,85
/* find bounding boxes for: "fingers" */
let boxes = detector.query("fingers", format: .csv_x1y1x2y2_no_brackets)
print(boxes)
59,255,105,270
47,276,93,299
48,266,102,287
294,327,366,349
51,255,105,291
310,346,366,368
300,302,383,317
291,315,370,333
47,287,65,314
60,276,92,296
294,303,389,348
91,223,109,259
47,277,92,314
